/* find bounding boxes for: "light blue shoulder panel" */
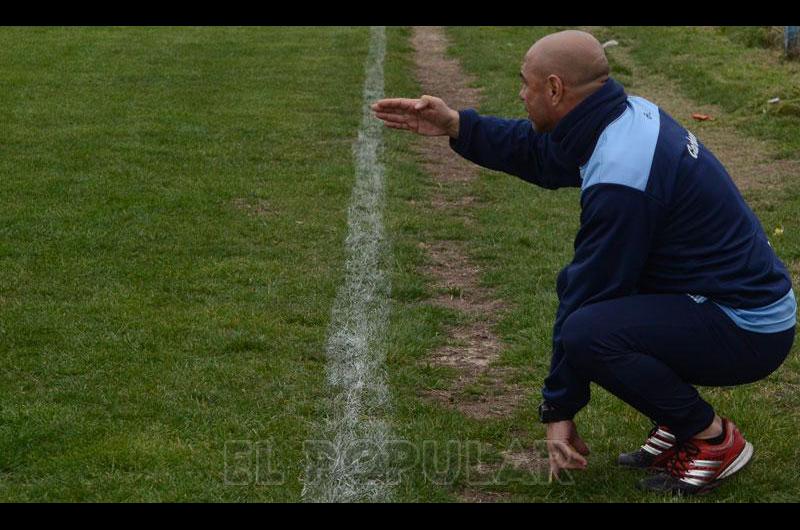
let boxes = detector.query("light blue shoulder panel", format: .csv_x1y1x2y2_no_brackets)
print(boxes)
580,96,661,193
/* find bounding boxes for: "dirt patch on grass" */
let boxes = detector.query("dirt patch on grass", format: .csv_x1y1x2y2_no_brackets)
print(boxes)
416,245,524,420
411,26,522,421
499,447,550,474
431,194,476,211
456,444,551,502
458,488,512,503
601,39,800,192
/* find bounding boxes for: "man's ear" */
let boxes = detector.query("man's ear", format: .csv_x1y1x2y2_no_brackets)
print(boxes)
547,75,564,106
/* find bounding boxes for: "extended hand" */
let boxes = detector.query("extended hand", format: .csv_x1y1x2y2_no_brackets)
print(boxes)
546,420,590,482
371,95,460,138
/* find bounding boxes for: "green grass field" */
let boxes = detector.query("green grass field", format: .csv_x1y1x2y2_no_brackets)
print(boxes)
0,26,798,502
0,26,371,501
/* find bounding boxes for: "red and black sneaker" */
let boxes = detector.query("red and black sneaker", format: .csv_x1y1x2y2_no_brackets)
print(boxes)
618,423,677,471
639,418,754,495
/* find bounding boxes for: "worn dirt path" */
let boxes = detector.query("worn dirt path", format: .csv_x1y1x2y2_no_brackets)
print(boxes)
410,26,525,421
410,26,552,502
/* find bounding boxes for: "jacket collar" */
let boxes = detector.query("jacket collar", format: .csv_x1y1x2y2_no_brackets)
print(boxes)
550,78,629,166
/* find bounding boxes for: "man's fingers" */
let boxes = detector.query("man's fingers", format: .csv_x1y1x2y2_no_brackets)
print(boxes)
561,444,588,468
548,442,570,470
371,98,409,110
384,121,410,130
375,111,411,123
549,450,569,484
551,449,570,470
573,437,591,456
559,443,587,468
372,95,444,114
371,98,420,112
376,114,414,131
549,440,588,469
549,465,558,483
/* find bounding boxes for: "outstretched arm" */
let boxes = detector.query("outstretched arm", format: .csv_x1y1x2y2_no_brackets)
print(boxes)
373,95,580,190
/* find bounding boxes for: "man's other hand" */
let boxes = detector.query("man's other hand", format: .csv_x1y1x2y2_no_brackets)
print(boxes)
371,95,460,138
546,420,590,482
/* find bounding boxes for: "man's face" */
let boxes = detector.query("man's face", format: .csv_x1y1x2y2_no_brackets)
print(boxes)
519,59,555,133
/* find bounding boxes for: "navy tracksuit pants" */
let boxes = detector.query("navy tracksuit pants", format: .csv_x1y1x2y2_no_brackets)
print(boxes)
560,294,795,442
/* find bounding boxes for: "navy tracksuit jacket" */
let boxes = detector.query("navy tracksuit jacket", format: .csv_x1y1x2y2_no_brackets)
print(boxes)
450,78,796,420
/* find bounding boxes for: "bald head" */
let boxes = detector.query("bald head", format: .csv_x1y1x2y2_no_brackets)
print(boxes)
518,30,610,132
524,30,609,91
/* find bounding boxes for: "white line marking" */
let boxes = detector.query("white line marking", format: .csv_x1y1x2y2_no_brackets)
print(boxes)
301,26,393,503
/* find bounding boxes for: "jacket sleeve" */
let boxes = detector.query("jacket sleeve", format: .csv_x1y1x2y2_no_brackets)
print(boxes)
449,109,581,189
542,184,664,418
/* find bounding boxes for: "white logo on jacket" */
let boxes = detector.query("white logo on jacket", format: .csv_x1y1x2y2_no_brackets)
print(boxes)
686,131,699,159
